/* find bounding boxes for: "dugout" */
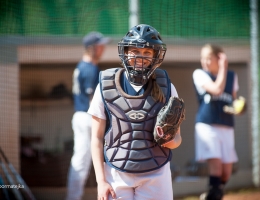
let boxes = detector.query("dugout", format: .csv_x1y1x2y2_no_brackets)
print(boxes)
0,36,253,197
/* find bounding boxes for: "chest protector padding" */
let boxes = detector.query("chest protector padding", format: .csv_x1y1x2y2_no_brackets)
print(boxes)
100,68,172,173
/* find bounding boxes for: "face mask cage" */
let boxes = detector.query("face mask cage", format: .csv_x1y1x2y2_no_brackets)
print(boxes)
118,43,166,86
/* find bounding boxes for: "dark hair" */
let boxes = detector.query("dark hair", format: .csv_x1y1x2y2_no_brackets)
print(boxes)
151,73,165,103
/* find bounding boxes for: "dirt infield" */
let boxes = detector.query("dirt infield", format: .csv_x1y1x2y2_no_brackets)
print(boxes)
176,188,260,200
223,189,260,200
31,186,260,200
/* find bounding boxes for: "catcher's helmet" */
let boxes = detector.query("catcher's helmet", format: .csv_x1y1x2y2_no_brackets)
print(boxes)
118,24,167,86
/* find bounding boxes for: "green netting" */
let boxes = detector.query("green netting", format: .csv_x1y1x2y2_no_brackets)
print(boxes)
0,0,129,36
0,0,252,38
140,0,250,38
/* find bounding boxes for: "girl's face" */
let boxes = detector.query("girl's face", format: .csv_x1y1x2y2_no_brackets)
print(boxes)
127,47,154,70
200,47,219,75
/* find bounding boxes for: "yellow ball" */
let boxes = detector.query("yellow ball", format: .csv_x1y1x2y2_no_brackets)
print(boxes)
233,96,246,114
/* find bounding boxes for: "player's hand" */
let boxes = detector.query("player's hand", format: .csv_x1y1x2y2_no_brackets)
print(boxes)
218,52,228,69
97,180,116,200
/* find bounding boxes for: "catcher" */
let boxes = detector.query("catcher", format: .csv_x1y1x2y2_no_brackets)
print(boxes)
88,24,183,200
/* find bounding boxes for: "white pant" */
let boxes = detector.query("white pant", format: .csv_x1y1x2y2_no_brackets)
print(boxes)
66,112,92,200
104,162,174,200
195,123,238,163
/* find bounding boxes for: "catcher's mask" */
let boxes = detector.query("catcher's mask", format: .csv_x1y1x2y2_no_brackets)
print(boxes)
118,24,167,86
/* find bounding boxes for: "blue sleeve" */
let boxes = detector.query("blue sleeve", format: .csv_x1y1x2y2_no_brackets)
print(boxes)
82,66,99,95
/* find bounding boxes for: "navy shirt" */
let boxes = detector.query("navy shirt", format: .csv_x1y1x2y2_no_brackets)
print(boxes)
72,61,99,112
194,70,235,127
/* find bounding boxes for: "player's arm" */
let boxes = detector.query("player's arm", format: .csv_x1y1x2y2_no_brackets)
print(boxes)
163,127,182,149
232,90,237,100
202,53,228,95
232,73,239,100
91,116,106,183
91,116,116,199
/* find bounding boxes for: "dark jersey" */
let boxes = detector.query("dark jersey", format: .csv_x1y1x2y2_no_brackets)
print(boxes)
72,61,99,112
194,70,235,127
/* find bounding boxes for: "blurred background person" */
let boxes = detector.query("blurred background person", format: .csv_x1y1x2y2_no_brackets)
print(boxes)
192,44,239,200
66,32,111,200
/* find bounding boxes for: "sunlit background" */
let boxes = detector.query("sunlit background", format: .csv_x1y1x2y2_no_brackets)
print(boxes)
0,0,259,199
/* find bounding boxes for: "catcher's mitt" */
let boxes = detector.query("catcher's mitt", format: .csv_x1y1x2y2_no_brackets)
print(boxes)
223,96,246,115
153,96,185,146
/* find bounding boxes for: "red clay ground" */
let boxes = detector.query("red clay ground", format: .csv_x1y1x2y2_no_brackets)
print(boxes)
176,188,260,200
223,189,260,200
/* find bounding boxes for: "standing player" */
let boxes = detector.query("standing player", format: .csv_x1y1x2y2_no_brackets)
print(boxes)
66,32,110,200
193,44,239,200
88,24,182,200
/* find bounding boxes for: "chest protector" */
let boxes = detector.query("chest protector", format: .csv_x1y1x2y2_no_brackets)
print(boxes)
195,70,235,127
100,68,172,173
